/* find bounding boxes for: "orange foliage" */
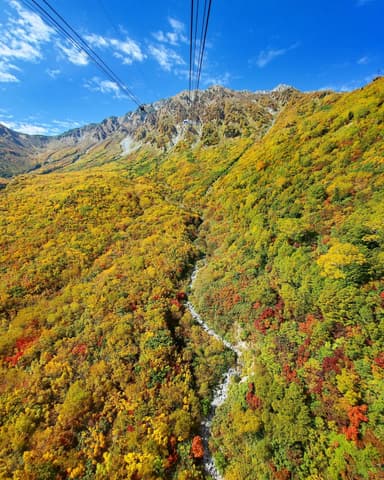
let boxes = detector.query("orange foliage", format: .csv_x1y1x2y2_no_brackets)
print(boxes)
343,405,368,443
71,343,88,356
270,463,291,480
5,336,37,366
298,314,317,334
191,435,204,459
282,364,298,384
246,383,262,410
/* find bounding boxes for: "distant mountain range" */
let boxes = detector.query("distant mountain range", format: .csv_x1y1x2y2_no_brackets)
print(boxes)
0,85,299,178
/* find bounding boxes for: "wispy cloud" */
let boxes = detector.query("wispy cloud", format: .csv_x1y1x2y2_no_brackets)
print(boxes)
0,108,13,118
1,120,48,135
357,56,370,65
253,42,300,68
84,76,126,99
1,118,84,135
0,0,54,61
0,0,54,81
148,44,185,71
46,68,61,79
203,72,232,87
152,17,187,46
85,34,145,65
319,72,378,92
0,0,145,77
51,119,82,130
56,41,89,66
0,61,20,83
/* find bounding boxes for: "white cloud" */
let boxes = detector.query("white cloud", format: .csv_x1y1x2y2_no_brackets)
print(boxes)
203,72,232,87
85,34,145,65
254,43,300,68
46,68,61,79
1,118,86,135
84,33,109,48
152,17,187,46
84,76,126,99
0,71,18,83
0,0,54,61
0,0,55,82
0,108,13,118
149,44,185,71
52,119,82,130
57,42,89,66
110,38,145,64
0,61,20,83
319,72,378,92
357,56,370,65
168,18,184,33
1,120,48,135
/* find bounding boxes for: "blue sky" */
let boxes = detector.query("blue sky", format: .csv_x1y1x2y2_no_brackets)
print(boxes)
0,0,383,135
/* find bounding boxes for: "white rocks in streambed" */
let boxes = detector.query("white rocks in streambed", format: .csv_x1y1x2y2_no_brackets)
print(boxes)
211,367,239,408
187,263,243,480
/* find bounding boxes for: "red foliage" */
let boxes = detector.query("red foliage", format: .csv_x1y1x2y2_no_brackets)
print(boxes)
169,435,177,450
270,463,291,480
5,336,36,366
233,293,241,304
166,452,178,468
322,348,345,376
275,469,291,480
246,383,262,410
166,435,178,468
253,301,261,309
254,298,284,334
170,299,181,308
312,378,324,395
191,435,204,459
72,343,88,356
176,291,187,301
343,405,368,443
297,337,311,367
380,291,384,307
282,364,298,383
299,314,316,334
127,425,134,432
374,352,384,369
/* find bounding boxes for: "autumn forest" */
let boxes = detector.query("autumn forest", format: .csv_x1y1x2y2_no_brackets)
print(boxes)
1,78,384,479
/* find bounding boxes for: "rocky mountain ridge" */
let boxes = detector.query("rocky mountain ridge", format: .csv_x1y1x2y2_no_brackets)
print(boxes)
0,85,300,177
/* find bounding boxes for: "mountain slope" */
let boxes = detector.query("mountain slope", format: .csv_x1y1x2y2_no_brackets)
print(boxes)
0,78,383,479
192,76,384,479
0,85,299,177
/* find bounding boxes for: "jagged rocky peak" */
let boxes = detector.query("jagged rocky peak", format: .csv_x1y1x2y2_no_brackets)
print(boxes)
272,83,296,92
0,83,303,176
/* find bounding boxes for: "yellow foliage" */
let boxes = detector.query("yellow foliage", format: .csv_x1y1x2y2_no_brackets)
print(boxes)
317,241,366,279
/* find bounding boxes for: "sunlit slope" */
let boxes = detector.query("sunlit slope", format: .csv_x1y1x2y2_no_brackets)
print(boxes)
0,78,384,479
192,77,384,479
0,171,233,479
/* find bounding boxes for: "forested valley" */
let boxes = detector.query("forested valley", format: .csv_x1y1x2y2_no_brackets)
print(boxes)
1,78,384,479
